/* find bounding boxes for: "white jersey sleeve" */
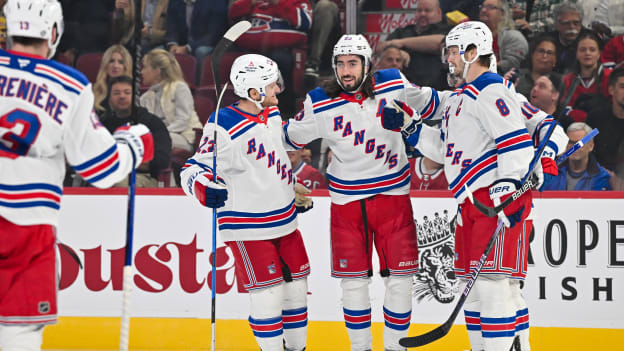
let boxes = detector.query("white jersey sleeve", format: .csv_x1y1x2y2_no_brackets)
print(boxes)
63,89,137,188
516,94,568,159
283,92,324,150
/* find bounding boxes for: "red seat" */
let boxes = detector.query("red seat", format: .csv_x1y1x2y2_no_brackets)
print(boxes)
174,53,197,90
75,52,104,83
196,86,239,108
199,52,244,87
193,94,216,126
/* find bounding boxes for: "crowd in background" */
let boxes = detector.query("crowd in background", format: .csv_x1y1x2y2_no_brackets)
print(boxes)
0,0,622,190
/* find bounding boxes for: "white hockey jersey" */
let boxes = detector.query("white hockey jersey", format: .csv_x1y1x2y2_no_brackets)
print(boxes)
283,68,441,205
0,49,138,226
180,104,298,242
415,72,535,204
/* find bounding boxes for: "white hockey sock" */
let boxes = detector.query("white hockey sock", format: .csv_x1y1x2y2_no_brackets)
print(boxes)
249,284,284,351
382,275,413,351
463,278,485,351
0,324,44,351
510,280,530,350
282,279,308,351
341,278,373,351
475,276,516,351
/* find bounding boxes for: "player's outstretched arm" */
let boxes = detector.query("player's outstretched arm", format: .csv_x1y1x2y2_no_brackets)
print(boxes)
64,91,154,188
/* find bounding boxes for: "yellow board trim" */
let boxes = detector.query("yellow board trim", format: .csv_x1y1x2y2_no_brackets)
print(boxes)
43,317,623,350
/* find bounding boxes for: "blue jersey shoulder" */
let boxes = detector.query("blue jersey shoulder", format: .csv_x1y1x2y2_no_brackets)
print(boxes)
471,72,504,92
373,68,402,84
307,86,330,104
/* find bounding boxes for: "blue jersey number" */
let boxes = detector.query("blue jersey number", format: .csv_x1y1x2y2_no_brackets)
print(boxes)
495,98,510,116
0,109,42,158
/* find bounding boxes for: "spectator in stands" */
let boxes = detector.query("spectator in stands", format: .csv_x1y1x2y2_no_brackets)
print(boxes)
112,0,170,53
378,0,452,90
559,32,612,122
542,122,611,190
166,0,228,79
288,149,327,190
529,74,574,130
58,0,116,64
602,35,624,69
409,156,448,190
305,0,340,78
511,0,562,37
0,0,6,49
140,49,202,152
511,35,560,98
581,0,624,38
100,76,172,187
94,45,134,114
375,44,410,71
479,0,529,74
585,67,624,172
229,0,313,117
547,2,592,74
610,141,624,189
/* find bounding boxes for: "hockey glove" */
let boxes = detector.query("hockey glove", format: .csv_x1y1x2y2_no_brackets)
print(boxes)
489,181,525,228
533,156,559,191
381,100,422,144
113,124,154,169
193,174,228,208
294,183,313,213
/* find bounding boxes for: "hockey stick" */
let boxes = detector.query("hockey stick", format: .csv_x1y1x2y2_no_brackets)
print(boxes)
208,20,251,351
400,126,600,348
120,0,143,350
400,220,505,348
471,125,599,218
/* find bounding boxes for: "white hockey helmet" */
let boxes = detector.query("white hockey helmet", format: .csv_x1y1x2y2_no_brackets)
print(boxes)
230,54,283,109
445,21,494,78
4,0,64,59
332,34,372,91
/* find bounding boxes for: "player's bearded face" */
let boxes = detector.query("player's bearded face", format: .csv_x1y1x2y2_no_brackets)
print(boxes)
261,81,281,107
446,46,465,78
336,55,366,91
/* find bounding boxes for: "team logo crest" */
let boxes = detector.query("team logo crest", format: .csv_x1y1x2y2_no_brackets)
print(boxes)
268,264,276,275
413,209,458,304
339,259,348,268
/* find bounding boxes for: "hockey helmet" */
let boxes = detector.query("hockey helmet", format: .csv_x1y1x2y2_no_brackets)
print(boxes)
4,0,64,59
332,34,373,92
230,54,283,109
444,21,494,77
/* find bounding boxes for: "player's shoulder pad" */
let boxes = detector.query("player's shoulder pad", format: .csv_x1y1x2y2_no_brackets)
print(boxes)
206,104,256,140
372,68,404,94
307,86,331,104
33,58,90,94
459,72,509,101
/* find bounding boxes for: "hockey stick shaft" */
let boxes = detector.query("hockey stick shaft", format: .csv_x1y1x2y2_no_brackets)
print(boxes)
400,220,506,348
555,128,599,164
120,1,143,350
472,124,599,217
207,20,250,351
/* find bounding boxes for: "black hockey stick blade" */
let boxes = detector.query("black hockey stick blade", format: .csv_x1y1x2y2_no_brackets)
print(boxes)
210,20,251,94
399,316,454,347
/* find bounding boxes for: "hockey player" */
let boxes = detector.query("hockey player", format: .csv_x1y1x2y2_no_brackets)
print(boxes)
381,21,542,351
180,54,311,351
283,34,444,351
0,1,153,350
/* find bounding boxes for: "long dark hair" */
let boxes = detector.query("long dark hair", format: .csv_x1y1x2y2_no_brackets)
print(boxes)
322,57,376,98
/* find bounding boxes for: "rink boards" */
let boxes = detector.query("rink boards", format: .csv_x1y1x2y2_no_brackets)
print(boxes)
45,189,624,350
